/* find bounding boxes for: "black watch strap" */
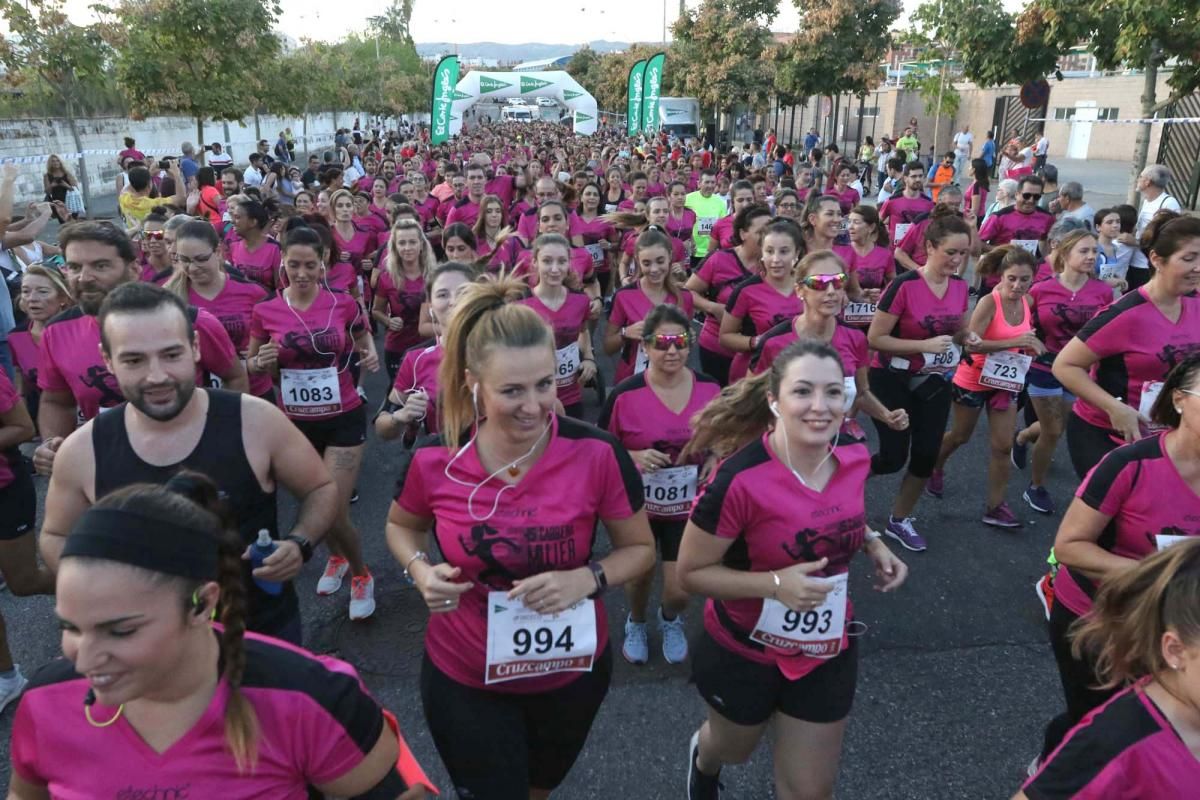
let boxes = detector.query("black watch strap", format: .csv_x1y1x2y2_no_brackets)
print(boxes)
587,561,607,599
285,534,314,563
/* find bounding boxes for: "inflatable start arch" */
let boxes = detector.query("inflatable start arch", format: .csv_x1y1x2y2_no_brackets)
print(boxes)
449,71,599,136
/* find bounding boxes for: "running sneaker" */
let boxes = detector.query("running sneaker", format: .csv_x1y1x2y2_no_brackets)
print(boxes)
983,502,1023,528
687,729,722,800
349,573,376,620
1034,573,1055,621
0,667,27,716
1023,484,1055,515
1011,431,1028,470
316,555,350,595
925,469,944,499
659,609,688,664
622,616,649,664
885,516,927,552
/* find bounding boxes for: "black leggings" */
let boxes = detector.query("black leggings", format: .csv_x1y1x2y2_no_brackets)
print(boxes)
1066,412,1120,480
1041,597,1115,759
868,368,952,479
699,346,732,387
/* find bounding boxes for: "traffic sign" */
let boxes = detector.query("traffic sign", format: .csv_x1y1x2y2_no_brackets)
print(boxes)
1020,79,1051,110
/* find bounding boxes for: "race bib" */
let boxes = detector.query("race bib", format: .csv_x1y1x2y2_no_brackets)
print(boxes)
750,573,848,658
280,367,341,417
585,243,605,265
634,343,650,375
843,376,858,409
697,217,716,236
1098,263,1124,282
1138,380,1164,421
485,592,597,684
643,465,699,516
206,373,224,390
894,223,912,243
980,351,1032,392
842,301,876,326
919,344,962,375
1156,534,1192,552
555,342,581,388
1012,239,1039,255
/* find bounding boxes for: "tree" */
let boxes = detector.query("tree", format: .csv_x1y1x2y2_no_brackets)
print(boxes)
671,0,778,131
774,0,899,148
1020,0,1200,201
368,0,415,45
0,0,115,205
96,0,283,161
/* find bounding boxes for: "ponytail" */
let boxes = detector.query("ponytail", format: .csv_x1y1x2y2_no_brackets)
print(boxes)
849,204,889,248
634,228,683,303
1072,538,1200,688
975,244,1036,279
1050,229,1098,275
438,277,554,448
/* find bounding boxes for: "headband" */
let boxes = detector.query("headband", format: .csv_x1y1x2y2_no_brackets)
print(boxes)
62,507,219,581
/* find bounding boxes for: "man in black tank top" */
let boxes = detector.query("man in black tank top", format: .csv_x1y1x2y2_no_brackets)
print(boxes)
40,284,338,644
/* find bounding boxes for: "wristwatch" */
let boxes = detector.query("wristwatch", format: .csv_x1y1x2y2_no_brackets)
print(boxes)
587,561,607,599
285,534,314,563
404,550,430,584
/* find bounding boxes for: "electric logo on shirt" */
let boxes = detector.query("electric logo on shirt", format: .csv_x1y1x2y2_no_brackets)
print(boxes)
115,784,191,799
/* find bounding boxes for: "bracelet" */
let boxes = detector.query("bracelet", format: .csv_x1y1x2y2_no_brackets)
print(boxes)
581,357,596,364
770,571,781,599
620,326,628,338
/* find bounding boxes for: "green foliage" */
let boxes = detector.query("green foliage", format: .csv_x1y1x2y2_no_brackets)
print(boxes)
670,0,777,113
776,0,900,101
368,0,415,45
908,0,1058,87
0,0,122,115
96,0,283,121
567,44,665,113
907,69,961,118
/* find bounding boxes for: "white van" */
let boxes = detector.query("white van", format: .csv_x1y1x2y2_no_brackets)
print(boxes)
501,106,535,123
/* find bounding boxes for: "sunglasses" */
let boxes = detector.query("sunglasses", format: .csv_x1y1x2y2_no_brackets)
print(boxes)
1021,192,1043,201
143,230,165,240
645,333,692,351
799,273,847,291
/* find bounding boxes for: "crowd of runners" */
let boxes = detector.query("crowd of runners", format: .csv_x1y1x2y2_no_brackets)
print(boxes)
0,116,1197,799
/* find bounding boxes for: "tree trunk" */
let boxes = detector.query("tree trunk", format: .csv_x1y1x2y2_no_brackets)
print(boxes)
933,66,947,157
65,98,91,216
302,110,309,158
196,118,205,165
1129,44,1160,205
254,110,261,143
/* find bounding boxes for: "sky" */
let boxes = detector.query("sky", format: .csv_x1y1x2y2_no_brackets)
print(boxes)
49,0,1022,47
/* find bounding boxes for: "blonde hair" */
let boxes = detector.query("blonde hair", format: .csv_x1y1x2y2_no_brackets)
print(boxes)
1051,229,1098,275
1072,539,1200,688
21,263,74,310
794,249,848,283
386,218,435,289
437,277,554,448
328,187,355,213
530,233,580,290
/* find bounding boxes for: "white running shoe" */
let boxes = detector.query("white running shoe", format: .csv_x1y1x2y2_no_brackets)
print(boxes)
349,573,376,620
317,556,349,595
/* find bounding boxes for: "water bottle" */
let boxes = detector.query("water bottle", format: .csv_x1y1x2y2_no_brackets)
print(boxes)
250,529,282,595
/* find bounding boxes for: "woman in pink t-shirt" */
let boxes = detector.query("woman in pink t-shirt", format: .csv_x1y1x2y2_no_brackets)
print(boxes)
1020,540,1200,800
929,246,1044,527
520,235,597,419
386,277,654,799
11,265,73,423
720,216,806,383
571,183,618,295
605,229,696,383
371,219,435,384
607,196,688,285
665,180,697,256
376,262,475,445
838,204,896,309
1054,213,1200,479
677,340,908,800
867,215,977,552
600,305,721,666
10,477,431,799
470,194,507,260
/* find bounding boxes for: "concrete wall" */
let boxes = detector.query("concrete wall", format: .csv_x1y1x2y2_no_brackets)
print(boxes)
0,111,368,208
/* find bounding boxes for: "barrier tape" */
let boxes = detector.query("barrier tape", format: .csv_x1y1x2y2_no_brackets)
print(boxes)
1030,117,1200,124
0,133,343,165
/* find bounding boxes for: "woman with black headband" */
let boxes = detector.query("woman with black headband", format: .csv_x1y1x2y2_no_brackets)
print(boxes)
8,472,432,799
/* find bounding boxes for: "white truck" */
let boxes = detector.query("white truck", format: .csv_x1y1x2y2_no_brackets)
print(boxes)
657,97,701,138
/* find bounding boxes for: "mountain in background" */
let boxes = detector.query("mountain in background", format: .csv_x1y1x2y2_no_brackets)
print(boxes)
415,40,629,62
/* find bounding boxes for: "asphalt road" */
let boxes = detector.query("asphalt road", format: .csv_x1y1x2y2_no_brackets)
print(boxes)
0,326,1070,799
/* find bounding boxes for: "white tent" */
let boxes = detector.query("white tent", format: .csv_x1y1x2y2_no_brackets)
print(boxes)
449,71,599,136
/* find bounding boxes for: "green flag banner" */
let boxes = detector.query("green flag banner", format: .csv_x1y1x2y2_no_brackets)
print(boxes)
626,60,646,137
430,55,459,146
521,76,553,93
452,89,472,101
479,75,512,94
640,52,666,134
563,89,583,101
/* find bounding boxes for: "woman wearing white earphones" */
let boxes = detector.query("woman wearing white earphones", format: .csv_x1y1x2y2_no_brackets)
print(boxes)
249,226,379,622
676,339,908,800
385,275,653,800
375,262,476,444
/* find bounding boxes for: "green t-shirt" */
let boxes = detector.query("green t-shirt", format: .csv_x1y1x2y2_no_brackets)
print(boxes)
685,191,728,259
896,135,920,161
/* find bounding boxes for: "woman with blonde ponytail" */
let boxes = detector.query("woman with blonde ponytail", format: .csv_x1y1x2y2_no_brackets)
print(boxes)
10,473,432,799
386,276,653,800
1017,540,1200,799
372,218,435,383
679,340,908,800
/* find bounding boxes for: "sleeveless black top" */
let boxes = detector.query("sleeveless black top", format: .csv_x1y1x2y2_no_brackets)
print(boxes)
92,389,298,635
